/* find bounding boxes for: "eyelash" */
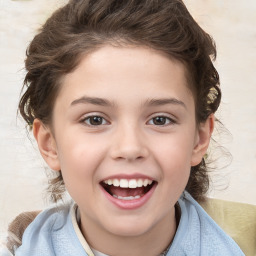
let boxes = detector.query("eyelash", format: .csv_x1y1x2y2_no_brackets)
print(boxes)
147,115,176,126
80,115,109,126
80,114,176,127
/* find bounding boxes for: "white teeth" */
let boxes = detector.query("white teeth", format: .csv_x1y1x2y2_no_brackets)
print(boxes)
137,179,143,187
103,178,154,188
120,179,129,188
128,179,137,188
104,179,113,185
113,194,141,200
143,179,149,187
113,179,120,187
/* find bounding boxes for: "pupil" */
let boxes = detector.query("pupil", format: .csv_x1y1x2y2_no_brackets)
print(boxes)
91,116,102,125
154,117,166,125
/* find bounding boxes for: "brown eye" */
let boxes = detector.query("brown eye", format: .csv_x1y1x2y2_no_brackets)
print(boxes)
153,117,167,125
148,116,174,126
84,116,107,126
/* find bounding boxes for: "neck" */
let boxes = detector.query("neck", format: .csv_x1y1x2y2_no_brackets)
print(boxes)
80,207,177,256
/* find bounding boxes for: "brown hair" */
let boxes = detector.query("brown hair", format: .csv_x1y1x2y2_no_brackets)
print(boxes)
19,0,221,202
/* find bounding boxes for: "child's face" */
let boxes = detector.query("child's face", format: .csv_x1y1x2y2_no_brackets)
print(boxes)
36,46,211,241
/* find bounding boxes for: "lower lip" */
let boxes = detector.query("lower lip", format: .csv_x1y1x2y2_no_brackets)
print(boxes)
100,183,157,210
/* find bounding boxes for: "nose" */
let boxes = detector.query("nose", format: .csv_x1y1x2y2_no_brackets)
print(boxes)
110,123,149,161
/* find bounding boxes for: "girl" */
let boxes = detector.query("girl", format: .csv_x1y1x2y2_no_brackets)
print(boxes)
2,0,245,255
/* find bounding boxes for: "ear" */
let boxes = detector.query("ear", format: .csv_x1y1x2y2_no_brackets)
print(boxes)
33,119,60,171
191,114,215,166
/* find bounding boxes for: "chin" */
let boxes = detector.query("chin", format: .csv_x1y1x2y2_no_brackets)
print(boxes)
103,217,155,237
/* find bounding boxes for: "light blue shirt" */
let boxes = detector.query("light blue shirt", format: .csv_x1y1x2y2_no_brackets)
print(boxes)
13,192,244,256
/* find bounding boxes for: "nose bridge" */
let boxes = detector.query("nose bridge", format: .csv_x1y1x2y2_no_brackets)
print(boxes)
110,119,148,161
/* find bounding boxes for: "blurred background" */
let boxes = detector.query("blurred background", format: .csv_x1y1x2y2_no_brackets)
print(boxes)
0,0,256,236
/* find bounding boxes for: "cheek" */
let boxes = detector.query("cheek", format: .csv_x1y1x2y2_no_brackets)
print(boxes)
56,135,106,186
58,132,104,163
152,146,191,211
155,134,195,167
159,147,191,181
153,135,194,188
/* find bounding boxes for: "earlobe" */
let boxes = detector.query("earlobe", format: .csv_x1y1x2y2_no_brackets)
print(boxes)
33,119,60,171
191,114,215,166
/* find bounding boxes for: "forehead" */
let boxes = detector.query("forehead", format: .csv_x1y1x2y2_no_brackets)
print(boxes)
57,45,194,109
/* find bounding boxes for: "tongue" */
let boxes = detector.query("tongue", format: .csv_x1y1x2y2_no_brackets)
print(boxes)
109,186,146,197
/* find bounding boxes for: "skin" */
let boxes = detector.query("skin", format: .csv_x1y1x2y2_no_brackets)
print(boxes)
33,45,214,256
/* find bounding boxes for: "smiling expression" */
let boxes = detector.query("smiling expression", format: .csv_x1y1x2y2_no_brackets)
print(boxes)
34,45,211,253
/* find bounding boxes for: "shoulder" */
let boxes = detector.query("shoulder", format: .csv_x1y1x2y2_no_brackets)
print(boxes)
17,204,70,248
13,203,87,256
25,203,71,232
167,192,245,256
6,204,71,255
13,203,71,240
201,197,256,256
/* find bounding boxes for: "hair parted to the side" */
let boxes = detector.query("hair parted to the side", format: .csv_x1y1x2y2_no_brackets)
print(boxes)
19,0,221,203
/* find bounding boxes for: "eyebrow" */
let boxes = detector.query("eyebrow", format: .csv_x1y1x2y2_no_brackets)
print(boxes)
70,96,186,109
145,98,187,109
71,96,114,107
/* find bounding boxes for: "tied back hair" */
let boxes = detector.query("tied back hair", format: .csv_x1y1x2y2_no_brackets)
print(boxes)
19,0,221,202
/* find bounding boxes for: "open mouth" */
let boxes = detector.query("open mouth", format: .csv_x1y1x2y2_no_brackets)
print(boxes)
100,178,156,201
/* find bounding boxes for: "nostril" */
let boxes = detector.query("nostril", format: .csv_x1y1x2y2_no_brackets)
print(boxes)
109,132,149,161
110,146,149,161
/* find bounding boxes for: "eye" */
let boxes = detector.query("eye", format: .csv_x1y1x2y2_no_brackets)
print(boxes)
148,116,175,126
82,115,108,126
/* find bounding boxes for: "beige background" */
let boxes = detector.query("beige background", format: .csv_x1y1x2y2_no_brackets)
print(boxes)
0,0,255,236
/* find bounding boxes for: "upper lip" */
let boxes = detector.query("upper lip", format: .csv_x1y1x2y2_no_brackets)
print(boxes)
100,173,155,183
100,174,157,189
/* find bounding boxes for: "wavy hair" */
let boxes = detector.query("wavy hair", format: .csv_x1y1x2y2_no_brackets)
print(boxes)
19,0,221,202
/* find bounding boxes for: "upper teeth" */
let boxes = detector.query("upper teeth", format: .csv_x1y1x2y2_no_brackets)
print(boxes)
103,178,153,188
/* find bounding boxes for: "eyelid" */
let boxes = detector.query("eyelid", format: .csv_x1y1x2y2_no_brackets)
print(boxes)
146,113,177,126
79,112,110,126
